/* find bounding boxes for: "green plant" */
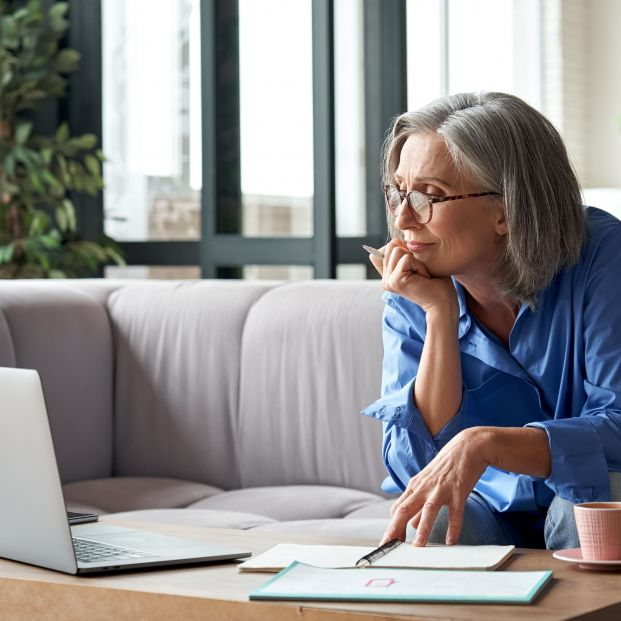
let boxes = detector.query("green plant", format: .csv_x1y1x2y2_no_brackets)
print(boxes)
0,0,124,278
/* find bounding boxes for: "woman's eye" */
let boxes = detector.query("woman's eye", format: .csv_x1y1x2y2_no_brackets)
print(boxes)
427,187,444,197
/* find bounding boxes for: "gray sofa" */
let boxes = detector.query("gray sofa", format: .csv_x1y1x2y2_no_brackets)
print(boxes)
0,279,394,540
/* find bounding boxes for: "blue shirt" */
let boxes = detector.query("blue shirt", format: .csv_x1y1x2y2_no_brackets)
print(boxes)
362,207,621,512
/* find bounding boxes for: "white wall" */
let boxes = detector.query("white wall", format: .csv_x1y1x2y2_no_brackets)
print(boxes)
585,0,621,188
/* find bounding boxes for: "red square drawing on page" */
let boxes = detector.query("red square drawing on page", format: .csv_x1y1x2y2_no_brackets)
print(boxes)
364,578,397,588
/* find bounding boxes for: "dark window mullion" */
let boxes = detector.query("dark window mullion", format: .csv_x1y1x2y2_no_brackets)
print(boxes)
66,0,104,244
119,241,199,266
200,0,242,278
363,0,407,245
312,0,337,278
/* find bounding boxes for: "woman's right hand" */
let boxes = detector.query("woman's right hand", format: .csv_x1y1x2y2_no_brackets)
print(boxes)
369,240,458,316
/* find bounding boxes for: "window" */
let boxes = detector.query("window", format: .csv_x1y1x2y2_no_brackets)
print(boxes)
66,0,621,281
102,0,202,243
406,0,542,112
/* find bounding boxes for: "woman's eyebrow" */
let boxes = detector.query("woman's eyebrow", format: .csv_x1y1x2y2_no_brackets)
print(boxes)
393,174,455,189
413,175,454,187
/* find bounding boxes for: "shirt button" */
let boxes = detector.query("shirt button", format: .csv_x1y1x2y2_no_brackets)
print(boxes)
379,406,386,415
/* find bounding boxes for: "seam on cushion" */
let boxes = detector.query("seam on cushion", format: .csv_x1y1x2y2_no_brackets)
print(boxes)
0,307,16,367
235,281,289,489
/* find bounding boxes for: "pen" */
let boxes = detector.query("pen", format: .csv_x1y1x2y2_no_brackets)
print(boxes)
362,244,385,260
355,538,402,567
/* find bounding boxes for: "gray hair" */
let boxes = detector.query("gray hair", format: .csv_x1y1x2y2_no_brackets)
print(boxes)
382,91,586,307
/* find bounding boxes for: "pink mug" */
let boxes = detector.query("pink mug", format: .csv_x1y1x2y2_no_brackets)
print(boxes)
574,502,621,561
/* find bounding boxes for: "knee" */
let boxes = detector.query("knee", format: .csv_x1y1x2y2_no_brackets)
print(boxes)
545,495,578,550
545,472,621,550
427,504,493,545
609,472,621,500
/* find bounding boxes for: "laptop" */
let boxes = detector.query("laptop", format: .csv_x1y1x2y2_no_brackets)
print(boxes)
0,367,251,574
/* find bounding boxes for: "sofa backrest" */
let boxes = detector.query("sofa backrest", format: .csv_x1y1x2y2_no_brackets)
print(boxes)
236,280,386,494
0,279,388,494
0,282,117,483
108,281,273,490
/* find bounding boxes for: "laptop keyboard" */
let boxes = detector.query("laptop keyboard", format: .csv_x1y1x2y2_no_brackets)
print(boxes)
73,537,155,563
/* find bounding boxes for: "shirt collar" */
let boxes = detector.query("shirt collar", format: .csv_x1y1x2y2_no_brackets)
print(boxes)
452,278,472,339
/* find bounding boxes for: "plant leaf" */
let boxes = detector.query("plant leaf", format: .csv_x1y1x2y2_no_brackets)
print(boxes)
55,205,68,232
84,153,100,176
15,122,33,145
55,122,69,142
54,48,80,73
63,198,77,232
48,3,69,20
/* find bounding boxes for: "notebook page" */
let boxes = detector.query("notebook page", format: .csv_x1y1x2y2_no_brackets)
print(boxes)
238,543,373,571
251,563,552,604
378,543,515,570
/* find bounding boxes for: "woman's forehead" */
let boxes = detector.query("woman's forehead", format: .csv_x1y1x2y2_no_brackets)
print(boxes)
394,133,457,185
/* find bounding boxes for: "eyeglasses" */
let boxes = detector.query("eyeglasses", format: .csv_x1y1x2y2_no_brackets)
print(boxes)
383,184,502,224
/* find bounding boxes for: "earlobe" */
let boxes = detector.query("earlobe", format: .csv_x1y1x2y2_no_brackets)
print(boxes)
495,212,508,236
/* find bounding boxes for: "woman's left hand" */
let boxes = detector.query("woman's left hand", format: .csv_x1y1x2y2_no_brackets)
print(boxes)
379,427,490,546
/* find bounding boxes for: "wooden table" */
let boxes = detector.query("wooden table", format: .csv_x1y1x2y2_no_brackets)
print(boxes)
1,518,620,621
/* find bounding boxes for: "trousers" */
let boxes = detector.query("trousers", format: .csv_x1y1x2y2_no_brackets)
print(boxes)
405,472,621,549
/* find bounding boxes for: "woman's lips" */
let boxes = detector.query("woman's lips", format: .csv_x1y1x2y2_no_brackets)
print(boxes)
406,241,434,252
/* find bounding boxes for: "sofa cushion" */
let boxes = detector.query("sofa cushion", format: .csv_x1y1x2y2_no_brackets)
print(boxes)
344,499,394,519
188,485,385,521
106,508,276,530
63,477,221,513
237,280,387,493
108,281,274,489
65,502,106,515
250,519,389,541
0,282,114,483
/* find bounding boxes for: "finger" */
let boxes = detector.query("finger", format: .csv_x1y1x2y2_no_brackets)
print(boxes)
412,500,442,547
390,483,415,516
445,502,465,546
383,239,407,265
379,517,408,546
408,254,431,278
406,510,422,541
410,509,423,530
385,245,407,274
385,255,414,292
390,494,407,517
384,494,422,544
368,253,383,275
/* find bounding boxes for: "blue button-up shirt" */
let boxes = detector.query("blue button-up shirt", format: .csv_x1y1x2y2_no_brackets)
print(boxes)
362,207,621,512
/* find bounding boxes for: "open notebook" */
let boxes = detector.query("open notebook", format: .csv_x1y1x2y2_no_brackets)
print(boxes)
250,562,552,604
238,542,515,573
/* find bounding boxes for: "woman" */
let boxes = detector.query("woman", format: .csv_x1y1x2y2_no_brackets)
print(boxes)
363,91,621,550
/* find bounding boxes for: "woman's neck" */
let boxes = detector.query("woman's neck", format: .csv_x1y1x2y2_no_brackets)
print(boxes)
456,277,519,346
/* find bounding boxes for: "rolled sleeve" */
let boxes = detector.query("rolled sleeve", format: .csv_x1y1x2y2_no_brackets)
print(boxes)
361,293,467,494
525,418,610,502
361,377,432,446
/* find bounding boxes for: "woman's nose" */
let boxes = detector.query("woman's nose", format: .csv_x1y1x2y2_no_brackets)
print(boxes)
395,201,423,230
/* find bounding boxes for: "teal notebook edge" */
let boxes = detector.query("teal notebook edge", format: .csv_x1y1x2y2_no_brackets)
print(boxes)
249,561,553,605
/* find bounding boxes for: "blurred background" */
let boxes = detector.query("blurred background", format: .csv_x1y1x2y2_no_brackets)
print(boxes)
29,0,621,280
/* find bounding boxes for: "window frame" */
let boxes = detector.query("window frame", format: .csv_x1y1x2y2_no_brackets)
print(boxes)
66,0,408,278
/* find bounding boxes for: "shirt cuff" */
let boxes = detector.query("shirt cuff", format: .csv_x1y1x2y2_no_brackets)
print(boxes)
362,379,467,449
525,419,611,503
361,377,435,445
